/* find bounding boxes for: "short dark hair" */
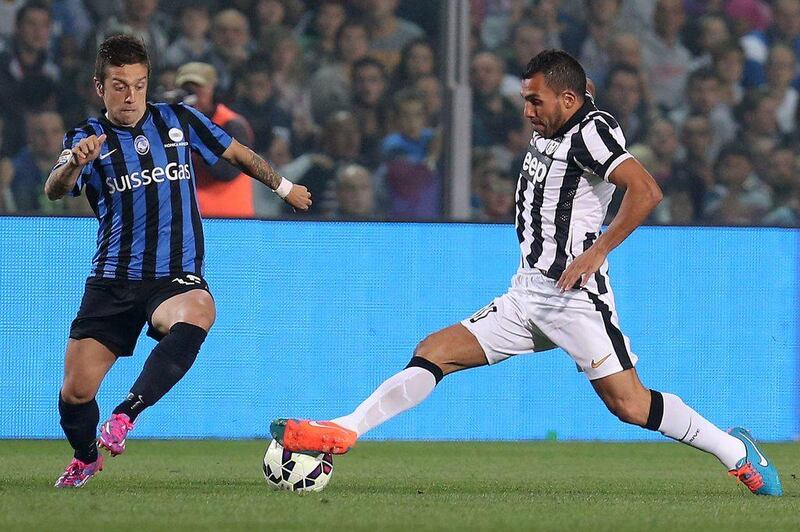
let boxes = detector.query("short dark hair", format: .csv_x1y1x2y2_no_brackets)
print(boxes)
94,34,150,83
16,1,50,27
523,49,586,95
604,64,639,89
714,143,751,173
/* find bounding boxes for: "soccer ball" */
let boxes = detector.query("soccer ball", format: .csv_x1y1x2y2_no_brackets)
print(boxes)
262,439,333,492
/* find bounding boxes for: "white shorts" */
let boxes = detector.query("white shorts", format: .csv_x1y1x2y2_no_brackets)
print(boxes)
461,270,638,380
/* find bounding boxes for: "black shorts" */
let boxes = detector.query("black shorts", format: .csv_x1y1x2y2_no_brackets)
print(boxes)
69,273,212,357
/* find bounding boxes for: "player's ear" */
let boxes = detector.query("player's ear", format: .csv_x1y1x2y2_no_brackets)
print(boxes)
94,77,104,98
561,90,577,109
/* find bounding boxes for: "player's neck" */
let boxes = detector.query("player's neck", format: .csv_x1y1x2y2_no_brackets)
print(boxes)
104,110,145,128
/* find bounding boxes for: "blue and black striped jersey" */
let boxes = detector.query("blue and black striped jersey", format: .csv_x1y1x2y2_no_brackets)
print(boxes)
61,102,233,280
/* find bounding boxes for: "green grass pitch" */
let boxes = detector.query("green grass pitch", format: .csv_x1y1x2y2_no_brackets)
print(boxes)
1,440,798,531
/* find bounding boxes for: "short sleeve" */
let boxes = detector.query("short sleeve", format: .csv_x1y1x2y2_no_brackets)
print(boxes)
56,127,94,196
178,104,233,166
572,118,632,181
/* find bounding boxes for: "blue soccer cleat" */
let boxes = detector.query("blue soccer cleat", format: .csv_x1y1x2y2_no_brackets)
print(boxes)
727,427,782,496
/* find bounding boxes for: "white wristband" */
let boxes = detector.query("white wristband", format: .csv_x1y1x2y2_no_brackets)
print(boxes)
274,177,293,199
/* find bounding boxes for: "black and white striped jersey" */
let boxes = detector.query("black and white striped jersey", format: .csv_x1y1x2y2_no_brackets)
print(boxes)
515,98,632,294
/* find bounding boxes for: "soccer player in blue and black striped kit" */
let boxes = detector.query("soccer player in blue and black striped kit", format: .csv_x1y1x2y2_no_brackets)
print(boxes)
45,35,312,488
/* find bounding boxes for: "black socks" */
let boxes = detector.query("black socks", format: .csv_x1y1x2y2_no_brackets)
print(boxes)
113,322,207,422
58,394,99,463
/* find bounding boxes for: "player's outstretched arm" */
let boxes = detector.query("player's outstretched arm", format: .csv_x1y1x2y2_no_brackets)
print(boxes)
221,139,312,211
557,158,662,290
44,134,107,201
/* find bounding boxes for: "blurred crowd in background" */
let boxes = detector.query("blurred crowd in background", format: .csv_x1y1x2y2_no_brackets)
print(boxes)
0,0,799,226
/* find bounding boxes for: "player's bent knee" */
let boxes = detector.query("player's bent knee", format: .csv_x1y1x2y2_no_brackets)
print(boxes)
607,398,648,426
174,294,216,331
60,386,96,405
412,337,449,372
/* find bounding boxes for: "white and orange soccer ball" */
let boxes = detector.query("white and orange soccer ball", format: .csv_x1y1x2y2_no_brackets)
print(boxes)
262,439,333,492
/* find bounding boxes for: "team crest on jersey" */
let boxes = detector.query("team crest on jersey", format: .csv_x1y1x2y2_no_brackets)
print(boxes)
168,128,184,142
134,135,150,155
544,140,560,156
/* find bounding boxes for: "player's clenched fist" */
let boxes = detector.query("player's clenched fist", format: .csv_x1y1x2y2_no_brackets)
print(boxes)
285,184,312,211
72,134,108,164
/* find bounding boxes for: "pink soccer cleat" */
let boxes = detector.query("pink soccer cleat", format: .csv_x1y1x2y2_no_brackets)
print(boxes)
54,455,104,488
98,413,134,456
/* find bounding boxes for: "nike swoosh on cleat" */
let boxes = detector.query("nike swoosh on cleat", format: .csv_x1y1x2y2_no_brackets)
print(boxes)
740,431,768,467
99,149,118,160
308,421,328,428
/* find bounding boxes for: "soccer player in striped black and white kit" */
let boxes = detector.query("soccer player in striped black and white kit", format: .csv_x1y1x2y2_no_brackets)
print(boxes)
47,35,311,488
272,50,781,496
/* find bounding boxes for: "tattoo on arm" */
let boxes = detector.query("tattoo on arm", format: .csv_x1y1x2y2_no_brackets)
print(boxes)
246,148,283,190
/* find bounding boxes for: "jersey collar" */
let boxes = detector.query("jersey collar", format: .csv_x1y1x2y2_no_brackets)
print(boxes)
550,96,596,139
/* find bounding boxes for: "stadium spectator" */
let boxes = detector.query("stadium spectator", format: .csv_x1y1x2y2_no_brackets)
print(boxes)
669,68,737,156
164,4,214,69
177,62,257,218
641,0,691,111
764,44,799,135
0,2,59,152
414,73,443,127
333,163,380,219
763,146,800,226
351,57,390,169
608,32,643,72
364,0,425,72
208,9,253,95
390,38,436,92
561,0,622,87
93,0,170,71
253,0,290,42
301,0,348,71
736,90,784,151
711,41,745,106
474,169,515,222
0,110,88,214
379,88,441,219
499,22,549,98
308,20,370,124
637,119,681,188
686,15,733,70
282,110,366,215
232,59,292,154
471,51,518,147
652,177,697,225
600,64,650,145
704,145,772,224
674,115,716,216
740,0,800,88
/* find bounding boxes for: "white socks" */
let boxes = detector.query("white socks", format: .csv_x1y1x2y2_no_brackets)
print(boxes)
656,392,746,470
330,370,747,471
331,366,437,437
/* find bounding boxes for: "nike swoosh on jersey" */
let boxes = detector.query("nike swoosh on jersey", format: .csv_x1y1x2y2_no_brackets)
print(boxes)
740,431,768,466
99,148,118,160
590,354,612,369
